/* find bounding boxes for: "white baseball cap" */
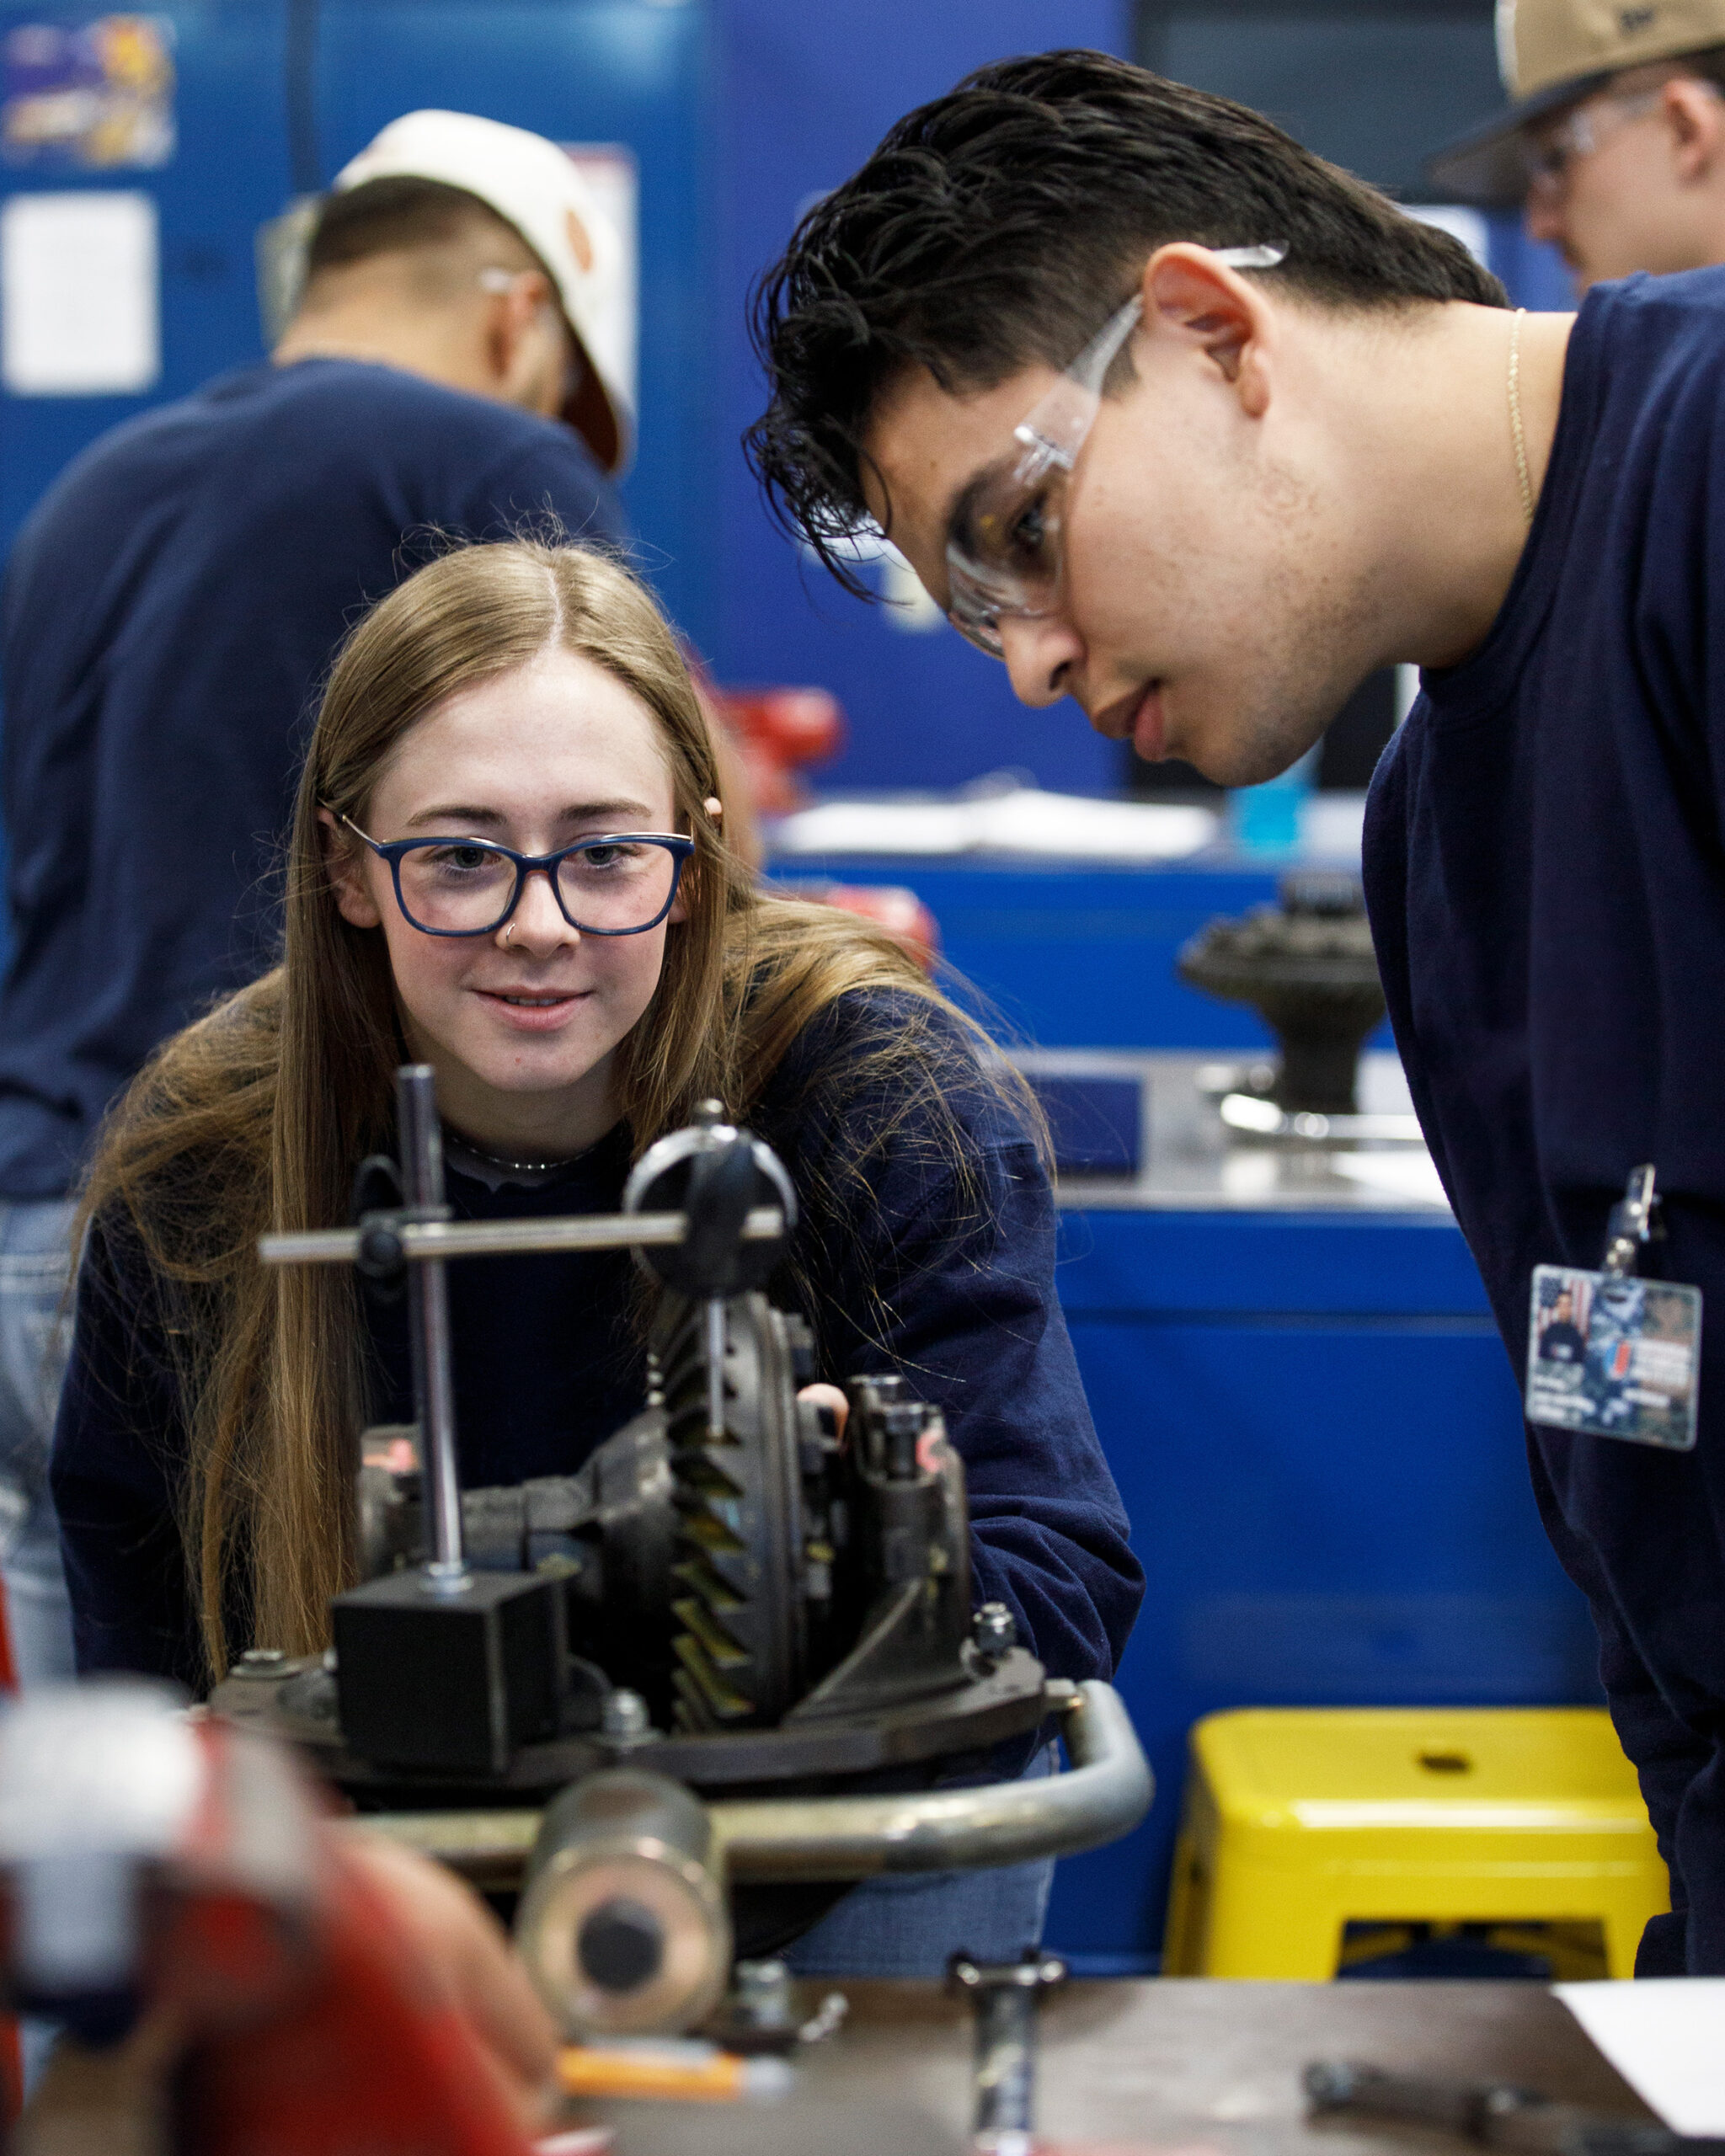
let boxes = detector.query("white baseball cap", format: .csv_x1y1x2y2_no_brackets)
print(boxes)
333,109,633,475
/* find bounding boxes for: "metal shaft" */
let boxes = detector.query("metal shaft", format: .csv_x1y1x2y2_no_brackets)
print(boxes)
259,1206,786,1267
972,1984,1039,2149
949,1951,1067,2156
363,1680,1152,1886
397,1067,465,1588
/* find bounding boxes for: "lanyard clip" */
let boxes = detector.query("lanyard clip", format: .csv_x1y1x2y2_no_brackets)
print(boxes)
1601,1163,1663,1278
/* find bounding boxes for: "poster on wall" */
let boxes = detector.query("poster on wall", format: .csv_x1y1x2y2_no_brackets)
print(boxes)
0,13,174,169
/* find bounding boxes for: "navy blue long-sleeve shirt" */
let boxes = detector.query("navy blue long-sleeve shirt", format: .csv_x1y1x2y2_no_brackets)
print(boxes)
1364,269,1725,1976
0,358,623,1198
53,989,1143,1703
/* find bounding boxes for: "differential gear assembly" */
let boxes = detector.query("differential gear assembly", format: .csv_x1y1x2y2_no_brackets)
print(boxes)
220,1069,1152,2041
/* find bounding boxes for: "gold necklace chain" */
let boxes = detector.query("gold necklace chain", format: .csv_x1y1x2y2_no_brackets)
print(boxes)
1508,307,1534,528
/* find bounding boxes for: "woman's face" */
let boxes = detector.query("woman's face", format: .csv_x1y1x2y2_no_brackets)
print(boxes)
327,645,685,1150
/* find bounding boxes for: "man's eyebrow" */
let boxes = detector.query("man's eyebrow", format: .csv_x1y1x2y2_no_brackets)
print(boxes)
403,798,658,831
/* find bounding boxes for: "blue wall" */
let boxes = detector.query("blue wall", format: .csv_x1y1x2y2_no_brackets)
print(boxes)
0,3,1569,798
708,0,1132,797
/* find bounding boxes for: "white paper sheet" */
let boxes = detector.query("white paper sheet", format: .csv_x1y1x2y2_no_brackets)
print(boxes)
771,787,1218,862
1,189,159,396
1556,1979,1725,2135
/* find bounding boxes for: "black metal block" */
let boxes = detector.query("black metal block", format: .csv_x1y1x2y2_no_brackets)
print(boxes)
333,1568,566,1774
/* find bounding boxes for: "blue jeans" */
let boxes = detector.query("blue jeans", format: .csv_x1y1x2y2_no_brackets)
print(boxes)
782,1744,1057,1977
0,1198,77,1686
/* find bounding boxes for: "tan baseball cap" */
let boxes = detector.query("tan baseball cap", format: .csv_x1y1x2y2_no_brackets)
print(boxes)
1428,0,1725,203
334,109,633,475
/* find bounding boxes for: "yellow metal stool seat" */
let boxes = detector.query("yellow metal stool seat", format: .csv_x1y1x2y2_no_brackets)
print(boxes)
1162,1707,1669,1981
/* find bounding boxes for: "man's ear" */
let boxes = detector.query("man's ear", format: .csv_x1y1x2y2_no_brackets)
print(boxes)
1140,244,1274,418
1666,77,1725,182
318,807,384,930
485,270,556,390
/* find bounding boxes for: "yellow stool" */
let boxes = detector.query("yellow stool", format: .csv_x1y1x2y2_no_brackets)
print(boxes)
1162,1707,1669,1981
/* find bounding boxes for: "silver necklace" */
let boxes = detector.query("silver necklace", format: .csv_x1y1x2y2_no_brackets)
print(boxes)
446,1129,580,1177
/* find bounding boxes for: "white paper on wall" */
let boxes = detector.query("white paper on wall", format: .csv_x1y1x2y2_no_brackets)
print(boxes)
1,188,159,394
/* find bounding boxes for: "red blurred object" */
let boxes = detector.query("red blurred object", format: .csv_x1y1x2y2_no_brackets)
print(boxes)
790,882,941,975
184,1831,534,2156
0,1693,538,2156
708,685,845,817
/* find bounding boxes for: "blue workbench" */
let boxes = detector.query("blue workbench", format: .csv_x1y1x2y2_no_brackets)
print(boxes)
769,849,1601,1972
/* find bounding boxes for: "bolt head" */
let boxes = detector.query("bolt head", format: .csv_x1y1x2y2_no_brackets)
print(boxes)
972,1602,1017,1660
601,1688,651,1740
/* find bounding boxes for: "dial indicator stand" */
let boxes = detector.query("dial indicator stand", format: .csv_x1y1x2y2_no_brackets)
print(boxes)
398,1067,467,1596
328,1066,570,1775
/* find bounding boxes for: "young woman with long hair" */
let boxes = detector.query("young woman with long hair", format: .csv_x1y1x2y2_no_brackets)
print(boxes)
51,538,1140,1972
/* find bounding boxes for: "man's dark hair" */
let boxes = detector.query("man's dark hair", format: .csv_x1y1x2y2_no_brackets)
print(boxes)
305,174,528,280
746,49,1508,595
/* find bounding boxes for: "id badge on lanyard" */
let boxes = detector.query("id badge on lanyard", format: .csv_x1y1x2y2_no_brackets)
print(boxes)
1525,1166,1701,1451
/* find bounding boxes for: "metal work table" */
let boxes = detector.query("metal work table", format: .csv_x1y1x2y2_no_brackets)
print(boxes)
1022,1050,1446,1213
601,1979,1655,2155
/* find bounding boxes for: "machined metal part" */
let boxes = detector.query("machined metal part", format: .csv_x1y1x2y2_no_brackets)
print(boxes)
351,1678,1151,1889
515,1768,731,2038
1178,873,1387,1118
660,1292,821,1732
1215,1092,1425,1147
949,1949,1068,2156
395,1066,464,1591
622,1102,797,1299
259,1205,786,1267
211,1643,1053,1798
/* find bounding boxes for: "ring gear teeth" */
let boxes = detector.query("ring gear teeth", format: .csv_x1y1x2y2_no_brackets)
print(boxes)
659,1293,823,1732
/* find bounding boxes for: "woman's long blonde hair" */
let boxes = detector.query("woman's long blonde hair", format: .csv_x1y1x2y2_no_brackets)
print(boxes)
79,541,1012,1681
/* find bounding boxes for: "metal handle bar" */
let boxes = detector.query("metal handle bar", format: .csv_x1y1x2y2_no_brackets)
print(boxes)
259,1206,787,1268
710,1680,1151,1881
359,1681,1151,1888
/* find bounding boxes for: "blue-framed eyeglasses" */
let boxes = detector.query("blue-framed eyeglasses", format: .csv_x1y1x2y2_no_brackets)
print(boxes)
340,814,694,938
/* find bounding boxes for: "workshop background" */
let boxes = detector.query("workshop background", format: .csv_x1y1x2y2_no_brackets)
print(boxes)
0,0,1600,1972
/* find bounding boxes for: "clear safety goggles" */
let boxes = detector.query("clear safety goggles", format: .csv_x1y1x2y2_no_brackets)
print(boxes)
944,244,1287,658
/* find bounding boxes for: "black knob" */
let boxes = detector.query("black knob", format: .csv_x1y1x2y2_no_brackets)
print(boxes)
577,1898,665,1993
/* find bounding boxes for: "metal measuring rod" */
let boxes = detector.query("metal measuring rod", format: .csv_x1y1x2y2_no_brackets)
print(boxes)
256,1069,789,1776
395,1066,464,1595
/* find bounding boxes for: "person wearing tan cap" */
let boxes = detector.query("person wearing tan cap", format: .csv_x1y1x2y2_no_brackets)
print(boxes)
0,111,632,1690
1429,0,1725,288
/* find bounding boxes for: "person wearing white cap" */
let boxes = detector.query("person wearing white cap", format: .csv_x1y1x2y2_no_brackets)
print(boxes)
0,110,633,1689
1429,0,1725,290
295,107,634,473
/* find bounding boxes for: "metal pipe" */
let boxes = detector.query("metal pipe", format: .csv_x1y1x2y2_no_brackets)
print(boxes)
708,1682,1151,1881
355,1809,540,1890
360,1682,1151,1887
396,1067,465,1589
259,1206,787,1268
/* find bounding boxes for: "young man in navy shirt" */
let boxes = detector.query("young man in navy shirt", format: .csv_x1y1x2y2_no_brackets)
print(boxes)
0,112,628,1684
750,48,1725,1975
